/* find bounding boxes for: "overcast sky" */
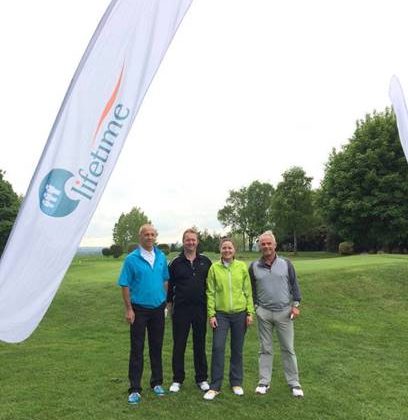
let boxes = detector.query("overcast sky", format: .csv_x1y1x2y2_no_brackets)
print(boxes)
1,0,408,246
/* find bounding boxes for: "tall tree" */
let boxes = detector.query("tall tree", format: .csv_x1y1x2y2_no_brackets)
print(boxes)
319,109,408,251
112,207,150,250
272,166,313,253
217,187,248,248
0,170,20,255
245,181,275,250
218,180,274,250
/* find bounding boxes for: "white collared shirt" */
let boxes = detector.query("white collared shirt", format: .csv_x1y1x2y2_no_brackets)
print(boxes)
140,246,155,268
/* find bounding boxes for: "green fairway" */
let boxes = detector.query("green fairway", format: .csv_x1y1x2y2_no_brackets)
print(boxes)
1,253,407,420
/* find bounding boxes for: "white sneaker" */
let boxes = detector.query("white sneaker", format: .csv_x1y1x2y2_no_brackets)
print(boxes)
255,384,270,395
197,381,210,391
169,382,181,393
292,386,304,398
232,386,244,396
203,390,219,400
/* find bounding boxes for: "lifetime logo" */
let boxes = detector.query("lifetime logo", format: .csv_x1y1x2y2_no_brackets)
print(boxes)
39,104,129,217
39,65,129,218
39,169,79,217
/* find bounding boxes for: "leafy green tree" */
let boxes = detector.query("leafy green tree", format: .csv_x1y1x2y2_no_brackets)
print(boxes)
218,180,274,251
294,189,329,252
112,207,150,250
0,170,20,255
229,232,245,252
319,109,408,251
272,167,314,253
218,187,248,248
245,181,275,250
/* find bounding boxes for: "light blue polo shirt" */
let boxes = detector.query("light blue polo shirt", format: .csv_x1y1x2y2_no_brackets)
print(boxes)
117,246,169,309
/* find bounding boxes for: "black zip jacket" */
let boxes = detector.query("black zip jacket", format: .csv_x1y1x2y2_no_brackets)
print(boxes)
167,253,212,308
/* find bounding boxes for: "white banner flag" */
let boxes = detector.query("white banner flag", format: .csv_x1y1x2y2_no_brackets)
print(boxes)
0,0,193,343
389,75,408,161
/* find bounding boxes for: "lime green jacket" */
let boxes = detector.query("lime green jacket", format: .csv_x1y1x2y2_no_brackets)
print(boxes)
206,259,255,318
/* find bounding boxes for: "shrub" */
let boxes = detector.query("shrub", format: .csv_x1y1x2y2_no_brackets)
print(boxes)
158,243,170,255
338,241,354,255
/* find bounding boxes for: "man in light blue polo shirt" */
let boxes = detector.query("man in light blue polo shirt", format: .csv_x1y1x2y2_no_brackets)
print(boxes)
118,224,169,405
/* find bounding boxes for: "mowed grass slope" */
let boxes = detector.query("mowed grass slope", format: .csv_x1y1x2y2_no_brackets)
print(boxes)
1,254,407,420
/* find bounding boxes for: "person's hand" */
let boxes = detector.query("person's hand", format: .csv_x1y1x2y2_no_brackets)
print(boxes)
125,308,135,324
209,316,218,329
290,306,300,320
246,314,253,326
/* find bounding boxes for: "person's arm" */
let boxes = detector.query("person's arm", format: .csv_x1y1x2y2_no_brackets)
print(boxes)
287,259,301,319
163,256,170,293
243,264,254,325
118,258,135,324
206,265,217,328
167,260,175,308
248,262,258,307
121,286,135,324
287,259,301,303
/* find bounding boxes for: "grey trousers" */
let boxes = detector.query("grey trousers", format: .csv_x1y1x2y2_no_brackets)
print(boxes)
256,305,300,388
210,311,247,391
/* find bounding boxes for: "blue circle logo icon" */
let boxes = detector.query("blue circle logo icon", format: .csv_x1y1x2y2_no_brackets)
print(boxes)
39,169,80,217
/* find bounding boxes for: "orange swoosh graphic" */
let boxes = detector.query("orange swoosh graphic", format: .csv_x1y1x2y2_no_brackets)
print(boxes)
92,63,125,145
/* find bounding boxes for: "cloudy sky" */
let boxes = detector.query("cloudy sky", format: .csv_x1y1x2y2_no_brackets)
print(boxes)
1,0,408,246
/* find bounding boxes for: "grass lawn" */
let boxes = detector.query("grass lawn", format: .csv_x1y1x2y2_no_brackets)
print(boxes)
1,253,407,419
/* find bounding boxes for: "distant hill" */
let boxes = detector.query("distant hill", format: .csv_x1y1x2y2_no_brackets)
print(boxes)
76,247,103,256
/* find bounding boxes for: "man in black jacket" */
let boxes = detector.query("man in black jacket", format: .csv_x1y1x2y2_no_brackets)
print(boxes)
167,228,212,393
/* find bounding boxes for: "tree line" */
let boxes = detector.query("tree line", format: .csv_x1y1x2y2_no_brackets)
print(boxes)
1,108,408,257
108,207,222,257
218,109,408,253
110,109,408,255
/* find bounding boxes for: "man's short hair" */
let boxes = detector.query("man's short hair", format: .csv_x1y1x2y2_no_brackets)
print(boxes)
258,230,276,243
182,228,199,241
139,224,157,236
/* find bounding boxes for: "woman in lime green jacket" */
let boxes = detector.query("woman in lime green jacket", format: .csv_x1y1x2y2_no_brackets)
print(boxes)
203,238,254,400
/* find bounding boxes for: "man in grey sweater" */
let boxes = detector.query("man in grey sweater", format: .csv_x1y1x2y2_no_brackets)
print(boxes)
249,231,304,397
